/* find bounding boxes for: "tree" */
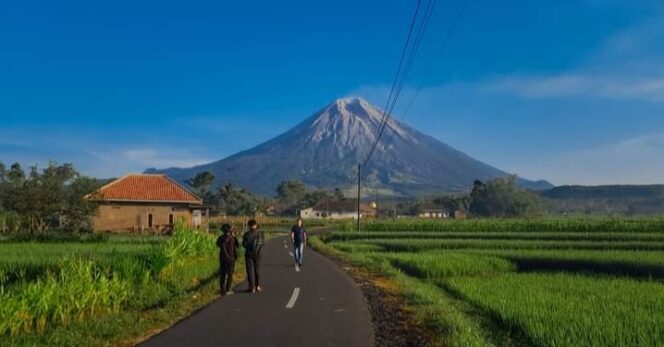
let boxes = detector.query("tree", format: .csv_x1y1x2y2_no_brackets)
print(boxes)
333,187,346,201
299,190,333,209
276,180,307,207
218,181,236,215
469,176,543,218
0,161,101,233
187,171,215,203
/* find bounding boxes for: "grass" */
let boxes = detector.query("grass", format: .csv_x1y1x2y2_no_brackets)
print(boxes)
317,218,664,347
0,221,243,346
447,273,664,347
343,238,664,252
347,217,664,233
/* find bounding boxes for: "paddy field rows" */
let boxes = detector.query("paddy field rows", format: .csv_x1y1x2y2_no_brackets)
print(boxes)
316,219,664,347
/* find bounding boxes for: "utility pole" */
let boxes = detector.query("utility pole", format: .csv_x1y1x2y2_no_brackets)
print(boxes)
357,164,361,232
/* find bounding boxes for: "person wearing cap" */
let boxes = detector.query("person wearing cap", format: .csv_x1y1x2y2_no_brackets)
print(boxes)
216,224,239,295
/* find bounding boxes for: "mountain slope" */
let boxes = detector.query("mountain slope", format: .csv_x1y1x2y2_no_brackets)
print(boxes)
146,97,552,195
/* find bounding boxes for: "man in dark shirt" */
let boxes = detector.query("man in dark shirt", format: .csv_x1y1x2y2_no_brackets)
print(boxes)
290,218,307,268
242,219,265,293
216,224,239,295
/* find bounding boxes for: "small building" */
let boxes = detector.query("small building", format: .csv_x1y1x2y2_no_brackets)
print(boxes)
300,201,376,219
453,210,468,219
417,203,450,219
86,174,209,233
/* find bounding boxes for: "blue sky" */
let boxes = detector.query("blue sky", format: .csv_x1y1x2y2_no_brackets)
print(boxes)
1,0,664,185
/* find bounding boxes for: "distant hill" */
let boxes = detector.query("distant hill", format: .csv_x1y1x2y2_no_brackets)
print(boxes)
539,185,664,215
540,185,664,199
146,97,553,196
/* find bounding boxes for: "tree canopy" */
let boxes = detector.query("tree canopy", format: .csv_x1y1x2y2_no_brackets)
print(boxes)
0,161,101,233
469,176,543,218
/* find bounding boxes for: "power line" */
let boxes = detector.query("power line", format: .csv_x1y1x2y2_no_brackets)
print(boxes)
395,0,470,127
361,0,471,225
363,0,436,168
366,0,424,165
372,0,436,158
378,0,470,163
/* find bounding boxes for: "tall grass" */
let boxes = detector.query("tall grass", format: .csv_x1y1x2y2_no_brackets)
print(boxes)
0,261,130,336
0,219,219,337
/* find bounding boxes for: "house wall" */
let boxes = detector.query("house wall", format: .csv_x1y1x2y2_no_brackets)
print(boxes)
418,211,448,219
301,209,364,219
92,202,197,232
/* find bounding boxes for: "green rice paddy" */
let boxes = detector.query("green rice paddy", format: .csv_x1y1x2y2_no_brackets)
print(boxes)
318,218,664,347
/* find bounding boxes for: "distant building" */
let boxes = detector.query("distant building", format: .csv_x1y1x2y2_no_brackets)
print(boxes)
453,210,468,219
300,201,376,219
85,174,209,233
417,203,450,219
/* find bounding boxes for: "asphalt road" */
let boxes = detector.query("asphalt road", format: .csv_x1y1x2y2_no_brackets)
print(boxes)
140,236,373,347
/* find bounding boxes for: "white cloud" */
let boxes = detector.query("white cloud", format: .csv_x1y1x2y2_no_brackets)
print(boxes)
486,74,664,102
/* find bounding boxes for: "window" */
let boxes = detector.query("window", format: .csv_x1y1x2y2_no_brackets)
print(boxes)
148,213,153,228
168,214,174,225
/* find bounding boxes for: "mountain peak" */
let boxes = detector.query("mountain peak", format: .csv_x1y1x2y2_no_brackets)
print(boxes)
147,96,552,196
334,96,369,105
322,97,383,122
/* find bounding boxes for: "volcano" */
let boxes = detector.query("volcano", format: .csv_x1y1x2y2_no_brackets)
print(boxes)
146,97,552,195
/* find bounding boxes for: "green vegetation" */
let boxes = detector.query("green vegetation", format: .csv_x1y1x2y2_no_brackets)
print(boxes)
316,218,664,347
0,221,234,346
448,273,664,347
346,217,664,232
0,161,101,234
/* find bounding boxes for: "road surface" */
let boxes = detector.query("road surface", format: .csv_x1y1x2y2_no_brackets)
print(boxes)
140,236,373,347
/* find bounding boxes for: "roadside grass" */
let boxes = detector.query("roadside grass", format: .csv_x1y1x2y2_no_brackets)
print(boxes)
0,223,246,346
317,218,664,347
310,237,494,347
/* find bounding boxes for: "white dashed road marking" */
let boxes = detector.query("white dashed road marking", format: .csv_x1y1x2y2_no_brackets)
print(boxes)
286,288,300,309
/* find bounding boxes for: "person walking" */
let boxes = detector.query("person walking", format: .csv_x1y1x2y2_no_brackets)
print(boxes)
242,219,265,293
291,218,307,268
216,224,239,295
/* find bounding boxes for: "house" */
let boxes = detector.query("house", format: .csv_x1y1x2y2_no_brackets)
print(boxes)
86,174,209,233
300,201,376,219
417,203,450,219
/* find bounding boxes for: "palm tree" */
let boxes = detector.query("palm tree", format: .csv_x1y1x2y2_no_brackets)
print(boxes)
218,181,236,216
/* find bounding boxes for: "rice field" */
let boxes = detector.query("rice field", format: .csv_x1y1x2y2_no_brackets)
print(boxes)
318,218,664,347
0,222,224,345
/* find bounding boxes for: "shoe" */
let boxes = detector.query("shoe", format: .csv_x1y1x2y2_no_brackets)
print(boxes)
226,291,235,295
256,286,262,292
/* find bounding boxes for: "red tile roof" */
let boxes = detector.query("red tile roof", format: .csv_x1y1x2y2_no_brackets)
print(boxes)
89,174,202,204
